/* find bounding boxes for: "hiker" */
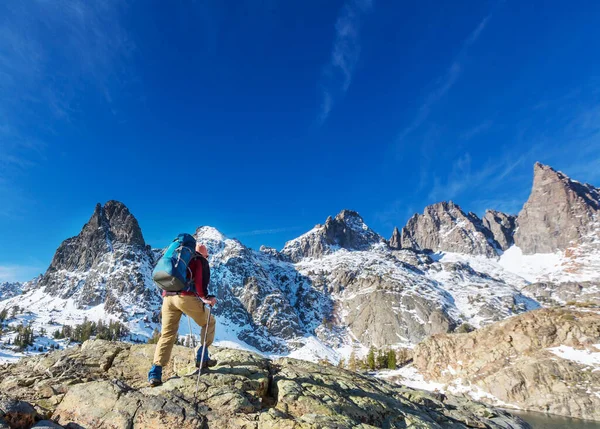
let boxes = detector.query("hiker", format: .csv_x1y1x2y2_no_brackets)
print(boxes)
148,242,217,386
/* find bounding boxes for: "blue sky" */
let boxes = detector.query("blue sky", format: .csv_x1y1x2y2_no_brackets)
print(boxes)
1,0,599,282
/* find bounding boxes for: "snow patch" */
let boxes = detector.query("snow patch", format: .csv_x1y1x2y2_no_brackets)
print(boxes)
547,345,600,367
499,246,562,283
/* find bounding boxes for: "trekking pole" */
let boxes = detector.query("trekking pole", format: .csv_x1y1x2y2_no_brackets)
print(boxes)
187,314,195,357
186,314,196,349
194,303,212,402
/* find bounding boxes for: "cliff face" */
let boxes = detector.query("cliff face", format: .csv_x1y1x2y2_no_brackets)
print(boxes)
482,210,516,251
412,308,600,421
514,163,600,254
400,201,500,257
0,339,530,429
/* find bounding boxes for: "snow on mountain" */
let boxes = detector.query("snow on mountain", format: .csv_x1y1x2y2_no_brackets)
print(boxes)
1,162,599,366
399,201,502,257
281,210,383,262
0,282,22,301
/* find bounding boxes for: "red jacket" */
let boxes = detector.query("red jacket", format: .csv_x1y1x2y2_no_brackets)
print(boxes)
162,253,210,298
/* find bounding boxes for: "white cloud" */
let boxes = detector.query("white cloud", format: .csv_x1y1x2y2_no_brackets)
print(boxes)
397,15,490,142
0,265,43,283
427,152,529,203
318,0,373,124
0,0,133,217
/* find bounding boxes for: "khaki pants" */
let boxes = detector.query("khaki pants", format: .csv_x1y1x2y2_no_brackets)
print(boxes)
153,295,216,367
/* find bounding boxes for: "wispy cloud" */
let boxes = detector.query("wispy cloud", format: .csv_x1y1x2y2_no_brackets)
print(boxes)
428,150,531,203
460,119,494,141
0,265,43,283
397,15,491,142
318,0,373,124
230,226,303,238
0,1,133,217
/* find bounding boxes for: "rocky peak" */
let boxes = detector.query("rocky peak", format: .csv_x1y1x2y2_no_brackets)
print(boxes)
195,226,228,259
44,201,146,274
324,209,382,247
36,201,157,312
400,201,499,257
482,210,517,251
102,200,146,247
514,162,600,254
281,209,383,262
389,226,401,249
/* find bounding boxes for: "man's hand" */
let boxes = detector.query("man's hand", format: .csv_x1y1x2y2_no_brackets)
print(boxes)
201,296,217,306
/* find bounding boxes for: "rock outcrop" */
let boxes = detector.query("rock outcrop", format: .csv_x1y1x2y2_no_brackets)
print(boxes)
482,210,516,251
521,281,600,306
514,163,600,254
399,202,499,257
0,339,530,428
35,201,159,317
389,227,401,249
281,210,383,262
412,308,600,420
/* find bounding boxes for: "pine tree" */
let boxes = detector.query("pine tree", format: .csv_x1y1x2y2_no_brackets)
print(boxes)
0,308,7,323
61,324,73,340
348,351,357,372
387,350,397,369
147,328,161,344
367,347,375,371
377,349,387,369
337,357,345,369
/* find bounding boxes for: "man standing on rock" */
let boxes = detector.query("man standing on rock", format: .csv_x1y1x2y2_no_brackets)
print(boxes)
148,242,217,386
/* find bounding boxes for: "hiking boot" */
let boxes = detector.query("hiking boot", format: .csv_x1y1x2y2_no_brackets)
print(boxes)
195,358,217,369
148,364,162,387
195,347,216,368
149,378,162,387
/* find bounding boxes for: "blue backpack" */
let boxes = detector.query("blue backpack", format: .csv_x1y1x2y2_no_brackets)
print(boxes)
153,233,197,292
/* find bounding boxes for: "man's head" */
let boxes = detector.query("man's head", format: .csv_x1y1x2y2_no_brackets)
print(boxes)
196,243,209,259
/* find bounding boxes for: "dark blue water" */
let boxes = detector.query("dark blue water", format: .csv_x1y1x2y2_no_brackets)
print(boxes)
509,410,600,428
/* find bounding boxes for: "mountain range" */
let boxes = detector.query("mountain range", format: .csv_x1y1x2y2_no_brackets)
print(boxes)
1,162,599,363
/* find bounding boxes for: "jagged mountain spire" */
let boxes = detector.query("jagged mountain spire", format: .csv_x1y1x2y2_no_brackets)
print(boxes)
514,162,600,254
36,201,156,314
389,226,401,249
399,201,500,257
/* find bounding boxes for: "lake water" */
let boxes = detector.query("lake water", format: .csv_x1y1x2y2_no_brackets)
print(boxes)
508,409,600,428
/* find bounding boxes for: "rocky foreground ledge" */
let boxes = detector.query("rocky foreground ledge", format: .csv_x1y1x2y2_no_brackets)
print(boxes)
0,340,529,428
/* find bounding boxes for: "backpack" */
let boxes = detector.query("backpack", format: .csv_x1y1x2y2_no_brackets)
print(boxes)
152,233,197,292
